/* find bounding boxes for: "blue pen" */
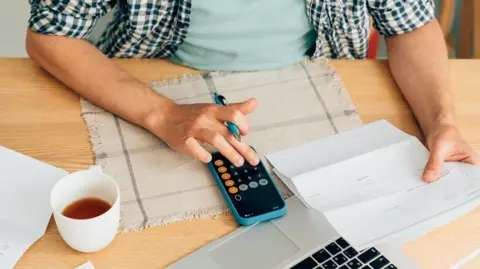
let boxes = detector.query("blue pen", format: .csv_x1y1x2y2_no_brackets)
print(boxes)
213,93,242,142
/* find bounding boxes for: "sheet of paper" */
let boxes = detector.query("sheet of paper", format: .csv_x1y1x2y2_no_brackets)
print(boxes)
363,162,480,248
266,120,480,249
267,120,413,179
294,138,430,212
267,120,430,211
0,146,68,269
76,261,96,269
325,168,480,249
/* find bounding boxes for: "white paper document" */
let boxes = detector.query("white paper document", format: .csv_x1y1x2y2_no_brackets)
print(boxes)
76,261,96,269
0,146,68,269
267,120,480,249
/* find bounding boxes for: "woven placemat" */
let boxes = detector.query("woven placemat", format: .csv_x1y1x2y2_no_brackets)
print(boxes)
80,60,362,232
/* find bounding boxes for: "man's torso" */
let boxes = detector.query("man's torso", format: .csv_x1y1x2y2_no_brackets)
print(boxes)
29,0,435,61
96,0,370,59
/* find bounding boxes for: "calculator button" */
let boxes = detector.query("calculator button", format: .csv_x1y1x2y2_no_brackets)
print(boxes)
221,173,231,180
247,175,252,180
228,187,238,194
239,184,248,191
234,195,242,201
214,160,224,166
259,179,268,186
249,181,258,188
229,164,236,170
233,171,239,176
225,180,234,187
243,169,249,174
218,166,227,173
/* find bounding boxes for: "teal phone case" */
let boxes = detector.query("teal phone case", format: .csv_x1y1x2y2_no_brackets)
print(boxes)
207,154,287,226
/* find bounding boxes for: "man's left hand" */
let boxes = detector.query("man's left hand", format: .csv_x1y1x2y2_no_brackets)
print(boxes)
423,124,480,182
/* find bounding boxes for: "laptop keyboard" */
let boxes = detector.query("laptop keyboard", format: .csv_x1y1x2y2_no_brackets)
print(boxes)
291,237,397,269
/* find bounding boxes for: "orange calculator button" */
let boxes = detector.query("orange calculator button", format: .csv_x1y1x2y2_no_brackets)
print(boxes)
228,187,239,194
218,166,227,173
214,160,224,166
225,180,234,187
221,173,231,180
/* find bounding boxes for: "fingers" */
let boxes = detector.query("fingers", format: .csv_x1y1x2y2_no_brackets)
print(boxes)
422,143,450,183
211,99,259,165
184,136,212,163
231,98,258,115
210,98,257,136
229,137,260,166
227,98,258,136
196,128,245,167
471,151,480,166
459,149,480,166
215,126,260,166
214,106,250,135
170,100,260,165
214,98,258,117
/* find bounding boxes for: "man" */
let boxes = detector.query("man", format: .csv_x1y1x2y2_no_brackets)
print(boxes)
27,0,479,182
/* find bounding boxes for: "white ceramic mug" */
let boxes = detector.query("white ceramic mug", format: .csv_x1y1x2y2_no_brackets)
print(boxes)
50,166,120,253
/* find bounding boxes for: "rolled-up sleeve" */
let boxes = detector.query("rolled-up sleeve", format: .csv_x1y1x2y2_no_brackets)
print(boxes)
367,0,436,37
28,0,114,39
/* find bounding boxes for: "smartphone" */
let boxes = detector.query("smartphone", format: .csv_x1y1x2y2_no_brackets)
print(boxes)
207,151,286,225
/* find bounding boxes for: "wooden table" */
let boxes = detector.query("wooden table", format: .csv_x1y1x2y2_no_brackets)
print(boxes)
1,59,479,269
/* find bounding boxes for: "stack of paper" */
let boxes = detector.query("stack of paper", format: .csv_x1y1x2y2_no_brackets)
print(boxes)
0,146,67,268
267,120,480,249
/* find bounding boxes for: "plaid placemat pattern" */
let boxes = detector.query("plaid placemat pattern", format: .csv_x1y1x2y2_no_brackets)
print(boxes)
80,60,362,232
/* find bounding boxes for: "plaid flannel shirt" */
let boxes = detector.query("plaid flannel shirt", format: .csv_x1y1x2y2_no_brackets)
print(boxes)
29,0,435,59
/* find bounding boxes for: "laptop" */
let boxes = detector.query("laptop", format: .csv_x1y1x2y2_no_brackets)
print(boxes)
167,196,420,269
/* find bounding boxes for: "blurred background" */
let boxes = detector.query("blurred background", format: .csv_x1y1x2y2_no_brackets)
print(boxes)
1,0,478,59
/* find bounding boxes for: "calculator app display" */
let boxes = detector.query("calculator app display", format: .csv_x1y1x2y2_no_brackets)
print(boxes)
211,152,285,218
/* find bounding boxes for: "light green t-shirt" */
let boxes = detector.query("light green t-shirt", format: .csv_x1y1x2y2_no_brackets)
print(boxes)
170,0,316,71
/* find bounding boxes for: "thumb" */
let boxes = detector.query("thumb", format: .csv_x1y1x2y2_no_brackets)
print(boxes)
231,98,258,115
423,142,449,183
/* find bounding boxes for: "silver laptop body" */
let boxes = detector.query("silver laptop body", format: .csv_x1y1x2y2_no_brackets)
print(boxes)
168,196,420,269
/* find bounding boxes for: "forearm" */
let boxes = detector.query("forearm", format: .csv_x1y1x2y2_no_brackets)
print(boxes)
26,30,173,128
386,20,455,139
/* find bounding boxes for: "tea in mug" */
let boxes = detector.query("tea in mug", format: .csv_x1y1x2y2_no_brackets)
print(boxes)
62,198,111,220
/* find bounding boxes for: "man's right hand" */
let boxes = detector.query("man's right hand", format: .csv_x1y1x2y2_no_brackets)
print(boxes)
144,98,260,167
26,30,260,167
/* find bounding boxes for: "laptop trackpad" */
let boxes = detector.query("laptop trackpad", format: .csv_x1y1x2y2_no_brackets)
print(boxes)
209,222,300,269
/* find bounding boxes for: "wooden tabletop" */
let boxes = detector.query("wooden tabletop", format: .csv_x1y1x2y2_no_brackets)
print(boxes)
1,59,479,269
